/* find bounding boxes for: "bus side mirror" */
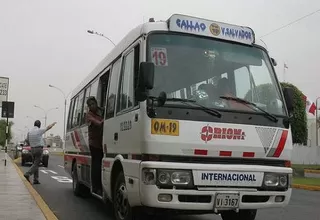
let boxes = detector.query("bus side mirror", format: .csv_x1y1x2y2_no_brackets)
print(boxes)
136,62,155,102
283,87,294,114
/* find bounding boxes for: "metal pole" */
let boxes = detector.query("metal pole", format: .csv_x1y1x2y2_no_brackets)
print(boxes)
4,116,8,166
44,114,47,138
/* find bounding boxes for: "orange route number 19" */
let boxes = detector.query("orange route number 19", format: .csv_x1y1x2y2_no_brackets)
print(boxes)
151,119,179,136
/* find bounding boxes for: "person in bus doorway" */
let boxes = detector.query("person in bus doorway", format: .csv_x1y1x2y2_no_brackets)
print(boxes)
86,96,104,195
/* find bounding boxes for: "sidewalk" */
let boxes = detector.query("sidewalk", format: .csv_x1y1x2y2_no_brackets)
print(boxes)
0,151,46,220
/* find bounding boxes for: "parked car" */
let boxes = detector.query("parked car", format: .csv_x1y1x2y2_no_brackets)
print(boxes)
21,146,49,167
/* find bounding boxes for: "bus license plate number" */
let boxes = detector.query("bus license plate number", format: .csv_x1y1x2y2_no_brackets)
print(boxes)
214,193,240,209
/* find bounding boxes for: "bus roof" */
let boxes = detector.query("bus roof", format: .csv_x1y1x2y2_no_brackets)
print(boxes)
71,14,256,98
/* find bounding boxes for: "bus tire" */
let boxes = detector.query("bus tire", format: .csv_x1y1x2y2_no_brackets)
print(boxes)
221,209,257,220
72,163,89,197
113,171,133,220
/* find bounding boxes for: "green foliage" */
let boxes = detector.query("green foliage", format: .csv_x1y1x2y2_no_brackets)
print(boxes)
0,120,14,147
244,82,307,145
281,82,307,145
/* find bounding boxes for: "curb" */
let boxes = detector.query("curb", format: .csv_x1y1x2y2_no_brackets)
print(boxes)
292,184,320,191
304,169,320,174
11,156,58,220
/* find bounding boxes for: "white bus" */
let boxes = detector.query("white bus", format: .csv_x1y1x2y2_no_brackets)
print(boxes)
64,14,295,220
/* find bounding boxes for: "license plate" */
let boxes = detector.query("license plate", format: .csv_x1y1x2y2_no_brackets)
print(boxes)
214,193,240,209
151,119,179,136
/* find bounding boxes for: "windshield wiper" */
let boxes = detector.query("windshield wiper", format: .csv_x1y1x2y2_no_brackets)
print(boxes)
219,96,278,122
165,98,222,118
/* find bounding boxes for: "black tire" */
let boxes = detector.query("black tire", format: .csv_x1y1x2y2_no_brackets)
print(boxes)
221,209,257,220
21,158,25,166
42,158,48,167
72,163,90,197
113,171,133,220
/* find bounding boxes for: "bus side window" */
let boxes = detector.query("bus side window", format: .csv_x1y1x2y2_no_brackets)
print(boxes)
90,79,99,103
74,91,84,127
133,44,140,106
71,96,79,128
106,58,121,119
81,85,91,125
99,70,110,114
117,45,138,113
67,99,75,130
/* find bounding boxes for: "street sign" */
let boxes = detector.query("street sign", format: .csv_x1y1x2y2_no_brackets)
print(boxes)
0,77,9,107
1,101,14,118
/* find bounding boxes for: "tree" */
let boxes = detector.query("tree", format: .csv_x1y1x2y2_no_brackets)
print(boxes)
244,82,307,145
281,82,307,145
0,120,14,147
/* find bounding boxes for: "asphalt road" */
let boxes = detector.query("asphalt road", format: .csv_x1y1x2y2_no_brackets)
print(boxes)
17,155,320,220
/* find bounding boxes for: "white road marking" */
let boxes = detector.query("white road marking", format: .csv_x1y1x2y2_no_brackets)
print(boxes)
51,176,72,183
40,169,58,174
39,168,72,183
58,165,64,169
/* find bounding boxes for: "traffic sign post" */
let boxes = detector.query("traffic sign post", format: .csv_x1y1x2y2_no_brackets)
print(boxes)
0,77,10,166
0,77,9,108
1,101,14,166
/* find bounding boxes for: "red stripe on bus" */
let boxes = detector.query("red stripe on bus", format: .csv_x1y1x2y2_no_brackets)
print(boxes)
194,149,208,155
64,154,89,165
243,152,255,158
273,130,288,158
219,151,232,157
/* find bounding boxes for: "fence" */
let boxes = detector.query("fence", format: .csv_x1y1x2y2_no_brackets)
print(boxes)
292,144,320,165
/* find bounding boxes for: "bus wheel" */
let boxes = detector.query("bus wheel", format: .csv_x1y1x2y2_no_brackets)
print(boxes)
72,163,89,197
113,171,132,220
221,209,257,220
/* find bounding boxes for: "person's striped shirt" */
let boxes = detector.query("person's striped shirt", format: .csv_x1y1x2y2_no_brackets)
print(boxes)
27,126,46,147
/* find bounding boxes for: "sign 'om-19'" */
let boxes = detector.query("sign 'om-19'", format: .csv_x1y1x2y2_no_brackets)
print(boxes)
151,119,180,136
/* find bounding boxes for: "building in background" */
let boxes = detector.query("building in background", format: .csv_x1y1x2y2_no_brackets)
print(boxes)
44,134,62,148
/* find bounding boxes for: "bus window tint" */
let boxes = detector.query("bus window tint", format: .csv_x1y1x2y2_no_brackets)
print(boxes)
106,58,121,119
76,91,85,125
82,86,91,125
71,96,79,128
90,79,99,104
118,50,135,112
67,99,74,130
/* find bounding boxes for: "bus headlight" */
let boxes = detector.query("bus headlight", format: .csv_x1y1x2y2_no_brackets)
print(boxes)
158,171,171,184
171,171,191,185
263,173,288,188
142,168,156,185
157,169,193,187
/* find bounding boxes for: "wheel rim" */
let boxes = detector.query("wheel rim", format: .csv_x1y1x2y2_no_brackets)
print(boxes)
115,183,129,220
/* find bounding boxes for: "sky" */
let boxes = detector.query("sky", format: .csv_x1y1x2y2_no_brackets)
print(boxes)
1,0,320,142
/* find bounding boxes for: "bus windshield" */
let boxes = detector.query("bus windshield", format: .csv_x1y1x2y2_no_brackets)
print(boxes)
147,33,286,116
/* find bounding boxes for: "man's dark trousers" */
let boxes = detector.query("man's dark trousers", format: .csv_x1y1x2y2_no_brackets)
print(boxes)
25,146,43,181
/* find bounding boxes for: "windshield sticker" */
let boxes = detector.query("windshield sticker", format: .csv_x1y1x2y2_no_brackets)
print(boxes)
151,47,168,66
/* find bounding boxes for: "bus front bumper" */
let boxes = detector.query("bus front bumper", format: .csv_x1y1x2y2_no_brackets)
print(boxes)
140,185,291,211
